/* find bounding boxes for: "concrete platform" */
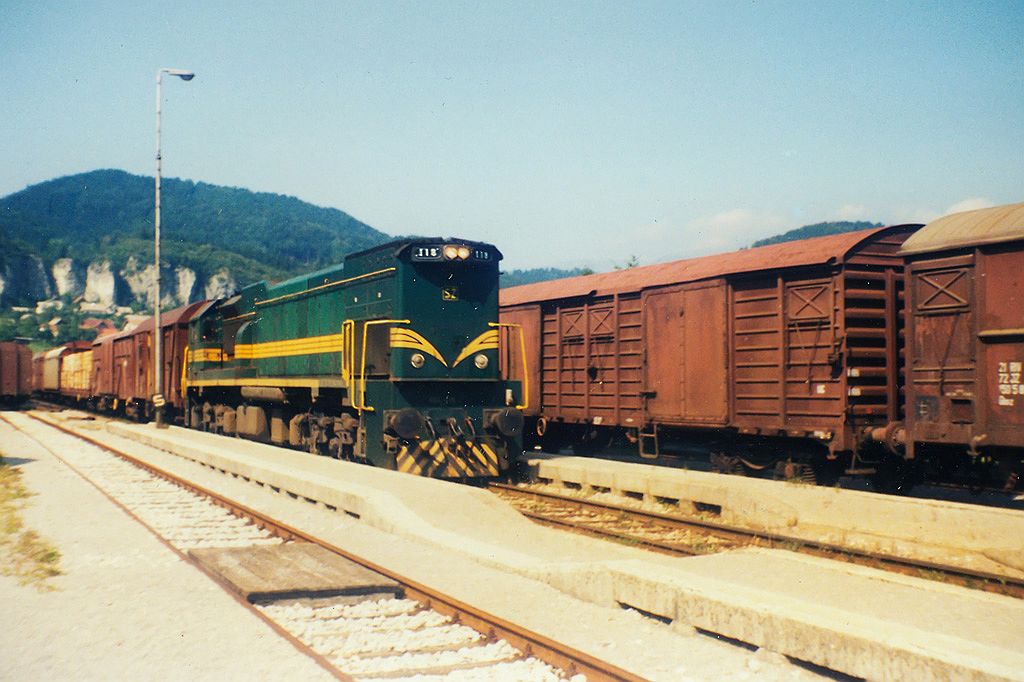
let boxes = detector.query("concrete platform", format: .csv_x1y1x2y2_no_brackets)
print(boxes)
0,414,335,681
41,413,1024,681
190,543,402,603
527,453,1024,581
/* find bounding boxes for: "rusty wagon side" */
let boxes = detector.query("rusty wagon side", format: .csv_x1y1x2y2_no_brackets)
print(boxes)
500,224,921,478
900,202,1024,488
0,340,33,404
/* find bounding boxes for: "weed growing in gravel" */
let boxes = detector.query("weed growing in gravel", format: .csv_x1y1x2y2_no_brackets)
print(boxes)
0,456,62,589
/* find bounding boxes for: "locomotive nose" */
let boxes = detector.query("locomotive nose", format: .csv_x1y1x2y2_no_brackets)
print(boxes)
388,407,427,440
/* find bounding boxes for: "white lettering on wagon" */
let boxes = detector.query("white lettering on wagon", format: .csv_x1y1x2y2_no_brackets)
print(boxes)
997,361,1022,406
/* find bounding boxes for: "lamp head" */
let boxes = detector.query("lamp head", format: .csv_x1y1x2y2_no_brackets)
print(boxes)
161,68,196,81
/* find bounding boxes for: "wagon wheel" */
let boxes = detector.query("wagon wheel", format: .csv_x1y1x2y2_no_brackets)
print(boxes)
773,460,817,485
870,457,920,495
572,427,612,455
710,452,746,476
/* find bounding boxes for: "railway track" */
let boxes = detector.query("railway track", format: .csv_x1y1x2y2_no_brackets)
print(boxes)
2,412,638,682
490,482,1024,600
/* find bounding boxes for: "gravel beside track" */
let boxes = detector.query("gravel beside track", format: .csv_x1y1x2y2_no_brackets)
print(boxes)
2,412,579,681
0,411,334,681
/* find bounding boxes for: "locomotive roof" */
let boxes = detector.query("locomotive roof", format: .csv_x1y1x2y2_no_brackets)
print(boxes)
899,201,1024,256
349,237,503,260
501,225,908,306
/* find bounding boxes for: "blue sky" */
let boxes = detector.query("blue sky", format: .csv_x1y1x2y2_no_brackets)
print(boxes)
1,1,1021,270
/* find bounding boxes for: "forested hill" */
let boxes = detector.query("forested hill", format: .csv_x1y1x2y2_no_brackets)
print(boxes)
0,169,389,283
751,220,883,247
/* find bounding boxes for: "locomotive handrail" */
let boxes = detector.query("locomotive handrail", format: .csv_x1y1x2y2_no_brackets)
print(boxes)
489,322,529,410
357,318,410,412
341,320,355,388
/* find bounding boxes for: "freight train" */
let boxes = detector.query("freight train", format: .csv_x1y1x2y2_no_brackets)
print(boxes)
499,202,1024,491
28,238,526,479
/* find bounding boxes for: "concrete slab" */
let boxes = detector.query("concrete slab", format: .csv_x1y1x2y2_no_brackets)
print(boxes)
540,548,1024,681
190,543,402,603
527,453,1024,580
39,413,1024,681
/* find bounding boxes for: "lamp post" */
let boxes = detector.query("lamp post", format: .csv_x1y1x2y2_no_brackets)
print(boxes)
154,67,195,428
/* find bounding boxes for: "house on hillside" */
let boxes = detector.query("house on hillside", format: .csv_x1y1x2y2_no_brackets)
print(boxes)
79,317,118,337
121,314,149,333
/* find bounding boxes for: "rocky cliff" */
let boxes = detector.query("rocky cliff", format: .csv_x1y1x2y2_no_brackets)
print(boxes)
0,253,239,310
0,253,54,307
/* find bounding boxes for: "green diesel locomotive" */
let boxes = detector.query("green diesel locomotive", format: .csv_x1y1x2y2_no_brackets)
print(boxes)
185,238,526,478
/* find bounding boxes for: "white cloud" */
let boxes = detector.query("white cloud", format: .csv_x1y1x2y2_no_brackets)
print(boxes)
890,197,996,226
943,197,994,215
598,208,786,268
680,208,787,256
833,204,870,221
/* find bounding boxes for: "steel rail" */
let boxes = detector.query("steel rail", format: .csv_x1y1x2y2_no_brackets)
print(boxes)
491,482,1024,599
16,412,643,682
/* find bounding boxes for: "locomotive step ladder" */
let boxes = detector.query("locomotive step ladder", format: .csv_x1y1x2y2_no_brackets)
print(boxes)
638,424,660,458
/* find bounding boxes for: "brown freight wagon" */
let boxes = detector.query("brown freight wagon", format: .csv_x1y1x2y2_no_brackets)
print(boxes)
900,202,1024,488
94,301,207,420
500,224,921,479
0,340,33,404
91,333,116,410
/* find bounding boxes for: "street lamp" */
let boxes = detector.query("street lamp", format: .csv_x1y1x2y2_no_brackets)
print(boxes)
154,67,195,428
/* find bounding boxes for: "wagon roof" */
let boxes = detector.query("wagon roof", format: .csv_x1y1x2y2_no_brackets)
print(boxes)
501,225,902,306
899,201,1024,257
110,300,209,339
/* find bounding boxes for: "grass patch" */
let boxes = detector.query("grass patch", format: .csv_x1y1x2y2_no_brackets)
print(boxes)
0,457,62,589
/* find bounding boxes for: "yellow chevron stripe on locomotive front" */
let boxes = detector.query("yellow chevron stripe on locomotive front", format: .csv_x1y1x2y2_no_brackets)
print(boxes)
451,329,499,367
390,328,448,366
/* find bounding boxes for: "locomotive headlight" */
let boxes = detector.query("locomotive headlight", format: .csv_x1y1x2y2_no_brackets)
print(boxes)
410,353,426,369
443,245,459,260
457,246,471,260
474,353,489,369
